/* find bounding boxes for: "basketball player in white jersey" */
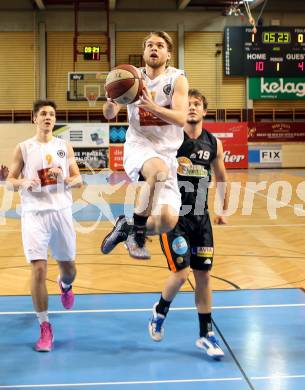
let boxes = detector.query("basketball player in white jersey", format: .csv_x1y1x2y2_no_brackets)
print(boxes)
102,31,189,259
7,100,82,352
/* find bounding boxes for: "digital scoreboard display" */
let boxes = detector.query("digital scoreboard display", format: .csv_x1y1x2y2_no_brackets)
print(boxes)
224,27,305,77
83,46,100,60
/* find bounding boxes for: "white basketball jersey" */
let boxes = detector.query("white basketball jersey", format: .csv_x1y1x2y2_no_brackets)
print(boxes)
19,137,72,213
126,66,185,157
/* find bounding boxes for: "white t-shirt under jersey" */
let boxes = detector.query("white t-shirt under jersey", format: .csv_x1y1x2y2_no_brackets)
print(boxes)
19,136,72,213
126,66,185,157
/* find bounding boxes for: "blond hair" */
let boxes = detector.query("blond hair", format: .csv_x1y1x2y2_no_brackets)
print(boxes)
143,31,173,53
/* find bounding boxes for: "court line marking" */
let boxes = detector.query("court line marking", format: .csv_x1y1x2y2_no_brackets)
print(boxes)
2,223,305,233
1,303,305,315
252,374,305,380
2,374,305,388
0,377,244,388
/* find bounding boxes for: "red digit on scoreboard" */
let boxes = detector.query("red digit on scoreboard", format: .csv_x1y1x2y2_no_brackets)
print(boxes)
255,61,264,72
298,62,304,71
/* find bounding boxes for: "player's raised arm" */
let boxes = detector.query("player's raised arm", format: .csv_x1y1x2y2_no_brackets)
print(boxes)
138,75,189,127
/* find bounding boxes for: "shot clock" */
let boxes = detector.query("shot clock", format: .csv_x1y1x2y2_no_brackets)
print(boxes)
224,27,305,77
83,46,100,61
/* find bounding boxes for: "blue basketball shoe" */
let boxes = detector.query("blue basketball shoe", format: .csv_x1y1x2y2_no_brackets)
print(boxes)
101,215,130,254
148,302,165,341
196,332,225,360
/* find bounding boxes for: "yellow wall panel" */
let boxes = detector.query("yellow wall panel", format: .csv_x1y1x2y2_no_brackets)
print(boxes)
0,32,37,110
184,32,245,110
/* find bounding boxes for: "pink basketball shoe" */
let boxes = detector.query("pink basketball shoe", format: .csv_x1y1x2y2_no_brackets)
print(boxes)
57,277,74,309
35,322,54,352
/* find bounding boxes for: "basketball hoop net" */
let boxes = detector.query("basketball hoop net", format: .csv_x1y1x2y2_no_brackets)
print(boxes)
86,91,98,107
243,0,256,33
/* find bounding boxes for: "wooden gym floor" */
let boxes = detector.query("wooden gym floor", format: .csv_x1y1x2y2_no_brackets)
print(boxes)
0,168,305,296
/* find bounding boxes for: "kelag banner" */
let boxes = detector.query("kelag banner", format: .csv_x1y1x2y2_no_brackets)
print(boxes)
249,78,305,100
248,122,305,142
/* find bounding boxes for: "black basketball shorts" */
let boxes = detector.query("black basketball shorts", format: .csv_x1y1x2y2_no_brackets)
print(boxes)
159,212,214,272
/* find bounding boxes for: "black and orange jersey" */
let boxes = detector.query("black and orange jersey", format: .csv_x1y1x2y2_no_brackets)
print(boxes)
177,129,217,215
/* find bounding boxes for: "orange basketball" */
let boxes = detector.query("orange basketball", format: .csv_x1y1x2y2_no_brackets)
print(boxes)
105,64,144,104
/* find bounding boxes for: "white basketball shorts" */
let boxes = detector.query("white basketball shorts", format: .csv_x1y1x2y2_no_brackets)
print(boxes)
21,207,76,262
124,141,181,215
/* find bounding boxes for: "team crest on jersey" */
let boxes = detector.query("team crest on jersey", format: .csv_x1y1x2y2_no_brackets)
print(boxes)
57,150,65,158
163,83,172,95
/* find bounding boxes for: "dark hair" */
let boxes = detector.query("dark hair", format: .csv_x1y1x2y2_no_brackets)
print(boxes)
143,31,173,53
188,89,208,110
32,99,57,116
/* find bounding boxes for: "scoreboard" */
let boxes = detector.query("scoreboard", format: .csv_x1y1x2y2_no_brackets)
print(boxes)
224,27,305,77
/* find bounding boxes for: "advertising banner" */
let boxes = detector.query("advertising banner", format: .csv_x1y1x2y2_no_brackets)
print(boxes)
205,122,248,146
53,123,109,147
249,78,305,100
109,124,128,144
205,122,248,168
74,147,108,170
223,144,248,169
248,122,305,142
248,145,282,168
109,145,124,171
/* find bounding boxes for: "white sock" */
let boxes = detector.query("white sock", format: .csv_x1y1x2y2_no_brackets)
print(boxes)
61,281,71,289
58,275,71,290
36,311,49,324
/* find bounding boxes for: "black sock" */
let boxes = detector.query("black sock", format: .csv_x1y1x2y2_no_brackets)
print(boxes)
133,213,148,229
198,312,212,337
156,295,172,317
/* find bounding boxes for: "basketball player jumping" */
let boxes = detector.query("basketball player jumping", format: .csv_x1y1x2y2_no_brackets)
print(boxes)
149,89,229,359
7,100,82,352
101,31,189,259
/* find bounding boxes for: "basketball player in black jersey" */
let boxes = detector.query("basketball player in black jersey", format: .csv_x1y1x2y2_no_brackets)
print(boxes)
148,89,229,359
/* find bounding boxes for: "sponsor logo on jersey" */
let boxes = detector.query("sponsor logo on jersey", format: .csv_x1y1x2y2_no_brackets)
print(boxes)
176,256,184,264
177,156,208,177
172,236,188,255
203,259,212,265
139,106,170,126
57,150,66,158
192,246,214,258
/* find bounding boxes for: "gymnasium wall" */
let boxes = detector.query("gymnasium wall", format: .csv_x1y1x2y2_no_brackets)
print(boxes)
1,123,305,169
0,8,305,113
0,124,35,166
0,32,39,110
47,32,109,110
0,6,305,119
